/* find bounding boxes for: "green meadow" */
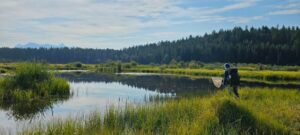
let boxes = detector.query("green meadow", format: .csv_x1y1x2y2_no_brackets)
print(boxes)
21,88,300,135
1,62,300,82
123,65,300,82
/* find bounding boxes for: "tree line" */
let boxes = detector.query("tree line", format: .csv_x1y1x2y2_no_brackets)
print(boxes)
0,26,299,65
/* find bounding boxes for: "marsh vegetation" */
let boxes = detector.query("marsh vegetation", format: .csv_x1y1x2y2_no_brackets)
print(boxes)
0,62,70,100
0,62,299,134
22,88,300,135
0,62,71,121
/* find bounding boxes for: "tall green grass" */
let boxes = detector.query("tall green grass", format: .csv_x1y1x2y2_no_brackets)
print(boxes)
125,66,300,81
0,62,70,101
22,88,299,135
0,62,71,120
2,62,300,81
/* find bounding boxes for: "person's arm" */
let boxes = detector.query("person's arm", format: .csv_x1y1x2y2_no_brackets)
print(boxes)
223,70,228,85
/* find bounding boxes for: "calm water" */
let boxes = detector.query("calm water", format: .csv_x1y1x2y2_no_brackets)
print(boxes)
0,72,299,133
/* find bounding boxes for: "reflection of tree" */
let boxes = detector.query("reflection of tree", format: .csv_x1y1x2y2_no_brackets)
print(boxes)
59,72,300,96
58,73,218,96
0,96,71,121
118,75,216,96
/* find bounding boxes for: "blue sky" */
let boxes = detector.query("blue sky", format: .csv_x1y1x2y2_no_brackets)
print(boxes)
0,0,299,49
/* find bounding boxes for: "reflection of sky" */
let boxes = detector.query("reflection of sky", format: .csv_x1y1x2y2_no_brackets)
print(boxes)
0,81,164,134
52,82,161,114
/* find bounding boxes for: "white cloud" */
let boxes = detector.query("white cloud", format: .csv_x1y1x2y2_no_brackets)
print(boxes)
269,9,300,15
206,0,258,14
268,0,300,16
274,1,300,9
0,0,262,48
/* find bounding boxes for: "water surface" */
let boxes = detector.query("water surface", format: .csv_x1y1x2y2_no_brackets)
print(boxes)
0,72,298,133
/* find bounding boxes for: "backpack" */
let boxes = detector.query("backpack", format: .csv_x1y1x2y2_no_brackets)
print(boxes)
229,68,240,86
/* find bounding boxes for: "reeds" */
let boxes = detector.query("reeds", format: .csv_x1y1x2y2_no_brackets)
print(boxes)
22,88,300,135
125,66,300,81
0,62,70,101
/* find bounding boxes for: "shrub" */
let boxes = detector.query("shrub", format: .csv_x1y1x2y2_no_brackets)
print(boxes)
73,62,83,68
0,69,6,73
130,61,138,67
188,61,204,69
65,62,84,70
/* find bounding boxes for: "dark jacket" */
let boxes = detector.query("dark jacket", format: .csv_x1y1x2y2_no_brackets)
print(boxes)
223,69,230,85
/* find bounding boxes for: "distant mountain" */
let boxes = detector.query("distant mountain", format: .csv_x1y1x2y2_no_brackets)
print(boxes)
15,42,67,49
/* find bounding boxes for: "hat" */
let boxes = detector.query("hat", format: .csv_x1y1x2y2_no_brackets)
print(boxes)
224,63,230,69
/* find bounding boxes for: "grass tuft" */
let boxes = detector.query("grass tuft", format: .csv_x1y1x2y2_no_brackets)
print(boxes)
0,62,71,120
0,62,70,101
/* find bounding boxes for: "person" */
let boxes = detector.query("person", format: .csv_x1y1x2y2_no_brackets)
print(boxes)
223,63,240,99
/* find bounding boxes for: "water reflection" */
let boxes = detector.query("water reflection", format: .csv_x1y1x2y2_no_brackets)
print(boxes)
0,96,71,121
58,72,219,96
59,72,300,95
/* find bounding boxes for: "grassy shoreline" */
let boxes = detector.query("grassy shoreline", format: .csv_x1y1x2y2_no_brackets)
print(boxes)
124,66,300,82
1,63,300,87
21,88,300,135
1,62,300,82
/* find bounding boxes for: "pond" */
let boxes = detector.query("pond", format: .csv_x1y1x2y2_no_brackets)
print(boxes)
0,72,299,133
